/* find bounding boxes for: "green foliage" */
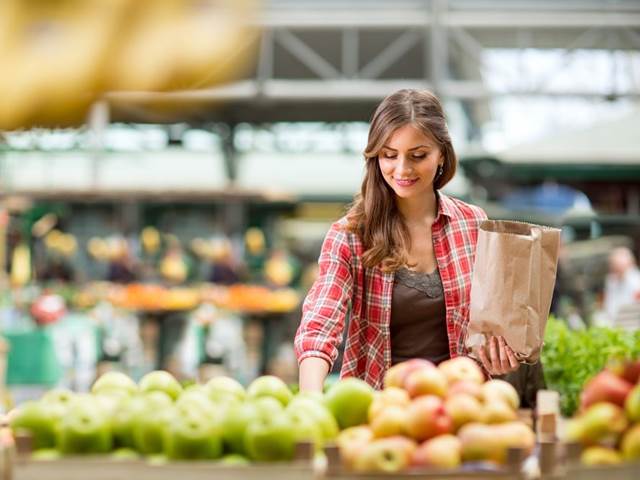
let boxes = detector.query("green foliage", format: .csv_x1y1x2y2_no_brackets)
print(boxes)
542,317,640,416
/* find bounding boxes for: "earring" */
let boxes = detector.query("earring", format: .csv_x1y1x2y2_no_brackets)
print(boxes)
436,165,444,179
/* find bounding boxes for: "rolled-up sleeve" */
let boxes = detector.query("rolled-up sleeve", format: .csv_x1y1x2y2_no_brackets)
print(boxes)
294,222,353,370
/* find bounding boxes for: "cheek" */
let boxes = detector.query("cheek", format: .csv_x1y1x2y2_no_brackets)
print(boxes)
378,159,394,177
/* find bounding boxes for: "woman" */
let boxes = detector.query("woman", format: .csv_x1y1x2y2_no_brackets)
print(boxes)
295,89,519,393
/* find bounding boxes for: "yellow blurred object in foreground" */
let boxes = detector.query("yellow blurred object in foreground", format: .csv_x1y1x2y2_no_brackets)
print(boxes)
0,0,260,130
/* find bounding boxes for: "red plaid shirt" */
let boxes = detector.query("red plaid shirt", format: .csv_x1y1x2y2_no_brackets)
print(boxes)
295,192,488,389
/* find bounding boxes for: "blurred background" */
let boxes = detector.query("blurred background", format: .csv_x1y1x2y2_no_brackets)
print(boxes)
0,0,639,404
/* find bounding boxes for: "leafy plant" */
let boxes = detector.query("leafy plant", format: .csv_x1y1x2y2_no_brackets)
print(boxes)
542,317,640,416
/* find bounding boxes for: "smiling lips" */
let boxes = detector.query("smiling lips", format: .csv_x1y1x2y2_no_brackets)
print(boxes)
395,178,419,187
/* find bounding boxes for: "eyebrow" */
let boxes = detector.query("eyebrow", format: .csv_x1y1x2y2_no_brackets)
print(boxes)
381,144,431,151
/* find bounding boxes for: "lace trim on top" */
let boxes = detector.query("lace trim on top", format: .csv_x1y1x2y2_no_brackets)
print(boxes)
395,267,444,298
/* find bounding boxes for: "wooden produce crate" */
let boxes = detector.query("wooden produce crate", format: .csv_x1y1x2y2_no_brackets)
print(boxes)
7,434,316,480
321,443,529,480
535,390,640,479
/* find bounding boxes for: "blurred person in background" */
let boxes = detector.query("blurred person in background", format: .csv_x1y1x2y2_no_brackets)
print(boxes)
604,247,640,323
208,237,241,285
295,89,524,395
106,239,137,284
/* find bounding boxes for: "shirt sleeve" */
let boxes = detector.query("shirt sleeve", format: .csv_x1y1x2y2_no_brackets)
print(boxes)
294,222,354,370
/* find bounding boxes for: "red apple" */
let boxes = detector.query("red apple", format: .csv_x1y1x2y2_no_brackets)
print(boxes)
607,358,640,384
368,387,410,422
494,421,536,458
336,426,373,467
412,434,461,469
483,400,518,424
458,423,504,464
352,436,416,472
580,371,633,409
447,380,483,400
404,366,448,399
370,405,409,438
438,357,484,386
444,394,485,431
383,359,435,389
405,395,453,442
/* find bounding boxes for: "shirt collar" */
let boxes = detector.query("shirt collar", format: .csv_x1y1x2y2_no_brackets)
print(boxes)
435,190,454,220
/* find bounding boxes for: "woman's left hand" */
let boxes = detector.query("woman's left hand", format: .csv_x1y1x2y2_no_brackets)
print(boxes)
478,336,519,376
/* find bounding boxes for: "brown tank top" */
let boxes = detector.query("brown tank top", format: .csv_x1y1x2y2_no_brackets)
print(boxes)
390,267,450,366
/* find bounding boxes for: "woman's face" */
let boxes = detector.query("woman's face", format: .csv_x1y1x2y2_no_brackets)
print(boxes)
378,124,442,200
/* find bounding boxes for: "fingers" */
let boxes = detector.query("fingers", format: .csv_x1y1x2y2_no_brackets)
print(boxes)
502,337,519,370
489,336,499,372
478,344,492,374
497,336,511,373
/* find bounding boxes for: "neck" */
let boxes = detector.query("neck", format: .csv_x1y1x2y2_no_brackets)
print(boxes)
396,190,438,225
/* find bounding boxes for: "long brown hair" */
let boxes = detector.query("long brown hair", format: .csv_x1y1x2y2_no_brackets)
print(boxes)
345,89,457,271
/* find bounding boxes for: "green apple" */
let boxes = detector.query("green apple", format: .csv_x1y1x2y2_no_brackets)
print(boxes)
220,453,250,465
10,401,58,449
247,376,293,407
92,371,137,396
286,397,339,442
133,396,177,455
324,378,374,429
206,376,246,404
175,389,217,418
41,388,75,409
163,410,223,460
111,395,148,449
30,448,62,461
139,370,183,401
244,412,295,462
111,448,140,461
56,396,112,454
252,396,285,419
625,384,640,423
221,402,260,455
287,409,323,451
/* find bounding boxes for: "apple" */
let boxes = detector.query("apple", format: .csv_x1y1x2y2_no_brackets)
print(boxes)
41,388,75,408
458,423,504,464
244,412,295,461
581,446,622,466
247,375,293,407
565,402,628,445
336,426,374,467
404,366,448,398
206,376,246,404
163,410,223,460
494,422,536,458
111,396,148,448
625,384,640,423
438,357,484,385
383,359,435,389
370,405,409,438
324,377,374,429
286,397,339,442
444,394,485,431
56,396,112,454
139,370,183,401
483,400,518,424
352,436,416,472
481,380,520,410
287,409,323,451
175,389,217,418
607,358,640,384
221,401,260,455
621,424,640,462
91,371,137,396
447,380,483,400
111,448,140,461
368,387,410,422
405,395,453,442
220,453,250,465
252,396,285,419
412,434,461,469
133,398,177,454
10,401,58,449
580,371,633,409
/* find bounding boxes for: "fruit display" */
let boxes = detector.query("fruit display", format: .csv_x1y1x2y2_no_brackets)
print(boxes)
562,357,640,466
9,371,337,464
334,357,536,473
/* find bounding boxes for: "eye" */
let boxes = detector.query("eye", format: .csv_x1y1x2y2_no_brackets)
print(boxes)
382,152,397,159
412,153,426,159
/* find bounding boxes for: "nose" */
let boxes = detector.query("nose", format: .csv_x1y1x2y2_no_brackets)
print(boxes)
396,155,413,176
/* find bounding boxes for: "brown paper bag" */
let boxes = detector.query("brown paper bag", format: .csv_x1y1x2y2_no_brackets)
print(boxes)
465,220,561,363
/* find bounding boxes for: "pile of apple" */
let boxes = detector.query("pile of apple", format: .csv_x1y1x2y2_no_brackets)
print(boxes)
335,357,536,473
564,358,640,466
9,370,340,463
